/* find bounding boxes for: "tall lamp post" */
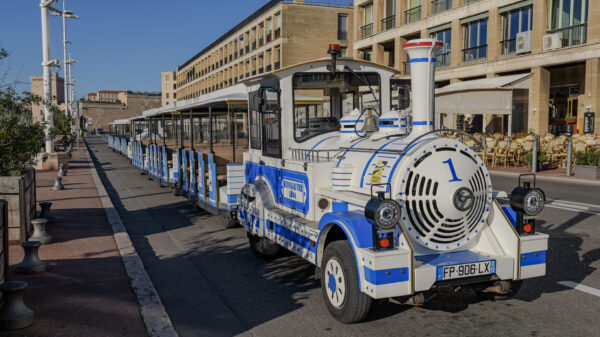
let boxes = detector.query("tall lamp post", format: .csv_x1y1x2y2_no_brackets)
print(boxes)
62,1,78,118
40,0,61,153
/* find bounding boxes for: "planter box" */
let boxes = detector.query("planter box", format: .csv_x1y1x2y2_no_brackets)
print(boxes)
0,168,36,243
574,165,600,180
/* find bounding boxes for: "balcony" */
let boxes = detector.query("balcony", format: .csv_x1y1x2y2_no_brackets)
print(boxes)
252,70,257,76
259,38,264,47
433,0,452,14
360,23,373,38
259,67,264,74
462,45,487,63
500,38,516,57
275,61,280,70
267,33,272,42
252,41,256,50
381,15,395,31
234,52,238,59
405,6,421,23
266,64,272,72
435,51,451,68
275,28,281,39
548,23,588,48
245,46,250,53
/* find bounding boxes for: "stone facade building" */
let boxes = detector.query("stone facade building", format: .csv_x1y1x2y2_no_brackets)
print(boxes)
81,94,161,131
353,0,599,136
176,0,354,100
161,71,177,106
30,73,65,123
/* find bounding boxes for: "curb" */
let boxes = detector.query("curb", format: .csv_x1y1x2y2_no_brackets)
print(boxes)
489,170,600,186
81,138,178,337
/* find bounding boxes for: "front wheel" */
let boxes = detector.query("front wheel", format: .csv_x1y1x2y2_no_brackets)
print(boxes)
321,241,372,324
222,216,239,229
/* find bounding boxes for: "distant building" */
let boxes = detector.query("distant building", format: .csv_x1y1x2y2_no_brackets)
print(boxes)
86,90,128,104
80,93,161,130
161,71,177,106
176,0,354,100
30,73,65,123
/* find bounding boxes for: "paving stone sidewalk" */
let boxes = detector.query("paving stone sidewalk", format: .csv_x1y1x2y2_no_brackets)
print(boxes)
3,141,147,337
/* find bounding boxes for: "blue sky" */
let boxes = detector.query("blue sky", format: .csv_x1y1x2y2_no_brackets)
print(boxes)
0,0,271,98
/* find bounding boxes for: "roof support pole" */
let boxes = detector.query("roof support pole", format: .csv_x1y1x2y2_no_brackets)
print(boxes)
229,104,235,162
209,104,214,155
190,109,194,151
179,114,184,150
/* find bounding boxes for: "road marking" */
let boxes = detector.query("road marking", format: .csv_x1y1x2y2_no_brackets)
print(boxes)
547,198,600,209
494,191,600,216
548,201,589,211
558,281,600,298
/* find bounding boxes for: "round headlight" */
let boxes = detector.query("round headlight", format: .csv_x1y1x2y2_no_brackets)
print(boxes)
365,197,401,229
510,186,545,216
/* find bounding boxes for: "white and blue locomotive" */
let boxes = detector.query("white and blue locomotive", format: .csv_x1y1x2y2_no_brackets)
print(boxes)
237,39,548,323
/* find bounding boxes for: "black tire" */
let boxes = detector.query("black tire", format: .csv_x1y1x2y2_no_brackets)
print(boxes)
222,216,239,229
321,241,372,324
247,232,282,259
498,280,523,300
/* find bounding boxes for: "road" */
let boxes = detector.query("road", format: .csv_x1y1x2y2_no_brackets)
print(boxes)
86,135,600,337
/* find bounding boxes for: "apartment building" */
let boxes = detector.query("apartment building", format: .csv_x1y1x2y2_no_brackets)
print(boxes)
86,90,128,104
161,71,177,106
30,73,65,123
353,0,599,135
176,0,354,100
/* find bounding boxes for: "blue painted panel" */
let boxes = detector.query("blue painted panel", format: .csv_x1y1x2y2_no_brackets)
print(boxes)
198,152,205,201
208,153,217,207
501,206,518,229
363,266,409,285
227,194,238,203
272,222,316,253
189,150,196,196
332,202,348,213
416,250,495,267
182,148,188,192
162,147,168,183
521,251,546,266
318,212,374,249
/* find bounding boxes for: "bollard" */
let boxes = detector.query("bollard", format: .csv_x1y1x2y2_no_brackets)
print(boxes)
0,281,35,330
38,201,56,223
58,164,67,177
531,136,538,173
14,241,46,274
52,176,64,191
29,218,52,244
566,138,573,176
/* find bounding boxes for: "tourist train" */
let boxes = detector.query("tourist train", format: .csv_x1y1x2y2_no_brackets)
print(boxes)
107,39,548,323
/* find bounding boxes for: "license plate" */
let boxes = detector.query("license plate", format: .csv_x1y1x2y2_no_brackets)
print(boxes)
436,260,496,281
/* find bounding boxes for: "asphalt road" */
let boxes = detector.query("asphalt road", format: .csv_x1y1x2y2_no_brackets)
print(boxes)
86,135,600,337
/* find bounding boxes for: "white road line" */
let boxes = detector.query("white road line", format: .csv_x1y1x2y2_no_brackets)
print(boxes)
549,201,589,211
547,199,600,209
558,281,600,298
494,191,600,216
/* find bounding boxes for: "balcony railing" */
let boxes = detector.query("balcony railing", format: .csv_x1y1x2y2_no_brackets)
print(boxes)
360,23,373,38
462,45,488,63
252,42,256,50
381,15,395,31
405,6,421,24
500,38,516,57
259,38,264,47
275,61,280,70
275,28,281,39
548,23,588,47
245,46,250,53
252,70,257,76
234,52,238,59
465,0,479,3
435,51,451,68
433,0,452,14
266,64,272,72
267,33,272,42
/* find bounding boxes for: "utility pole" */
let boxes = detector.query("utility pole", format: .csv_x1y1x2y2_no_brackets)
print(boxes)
40,0,61,153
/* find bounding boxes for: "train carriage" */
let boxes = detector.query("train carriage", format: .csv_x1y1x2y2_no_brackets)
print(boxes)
107,39,548,324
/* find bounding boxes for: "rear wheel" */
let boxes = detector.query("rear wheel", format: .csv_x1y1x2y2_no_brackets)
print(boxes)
222,216,239,229
247,233,282,259
321,241,372,323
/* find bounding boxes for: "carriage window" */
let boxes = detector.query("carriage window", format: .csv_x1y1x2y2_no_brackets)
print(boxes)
293,72,380,142
249,91,261,149
262,87,281,158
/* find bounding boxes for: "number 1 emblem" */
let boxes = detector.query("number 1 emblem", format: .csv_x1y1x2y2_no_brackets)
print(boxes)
443,158,462,182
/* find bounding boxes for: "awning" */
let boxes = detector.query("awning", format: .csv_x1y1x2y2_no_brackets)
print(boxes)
435,73,532,115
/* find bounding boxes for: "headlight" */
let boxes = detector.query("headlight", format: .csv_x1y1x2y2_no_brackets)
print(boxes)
510,184,545,216
365,196,401,229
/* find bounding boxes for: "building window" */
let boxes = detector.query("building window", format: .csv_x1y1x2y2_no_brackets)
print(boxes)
361,3,373,38
501,5,532,56
431,27,451,67
166,93,169,98
362,49,373,62
432,0,452,15
340,47,347,57
166,74,170,81
338,14,348,40
381,0,395,31
549,0,588,47
462,17,488,62
405,0,422,24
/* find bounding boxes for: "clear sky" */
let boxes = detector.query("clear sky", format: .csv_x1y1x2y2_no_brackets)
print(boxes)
0,0,273,98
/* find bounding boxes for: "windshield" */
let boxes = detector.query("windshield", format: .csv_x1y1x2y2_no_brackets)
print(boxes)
292,72,380,142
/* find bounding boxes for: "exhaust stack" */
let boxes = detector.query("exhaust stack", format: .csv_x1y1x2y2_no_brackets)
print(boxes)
403,39,442,136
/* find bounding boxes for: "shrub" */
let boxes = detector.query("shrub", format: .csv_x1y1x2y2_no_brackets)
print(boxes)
575,151,600,167
51,110,73,137
0,89,46,176
524,151,547,164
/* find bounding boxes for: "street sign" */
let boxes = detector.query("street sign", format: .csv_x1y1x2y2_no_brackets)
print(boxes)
584,112,595,134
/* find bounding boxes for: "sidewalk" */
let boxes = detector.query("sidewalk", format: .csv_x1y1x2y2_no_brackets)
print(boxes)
488,164,600,185
5,141,147,337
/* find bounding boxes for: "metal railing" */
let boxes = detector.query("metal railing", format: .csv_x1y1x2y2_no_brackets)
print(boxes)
266,64,272,72
462,45,487,63
435,51,451,68
252,41,256,50
360,23,373,38
432,0,452,14
291,148,341,162
381,15,395,31
275,61,281,70
500,38,516,57
405,6,421,24
548,23,588,47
